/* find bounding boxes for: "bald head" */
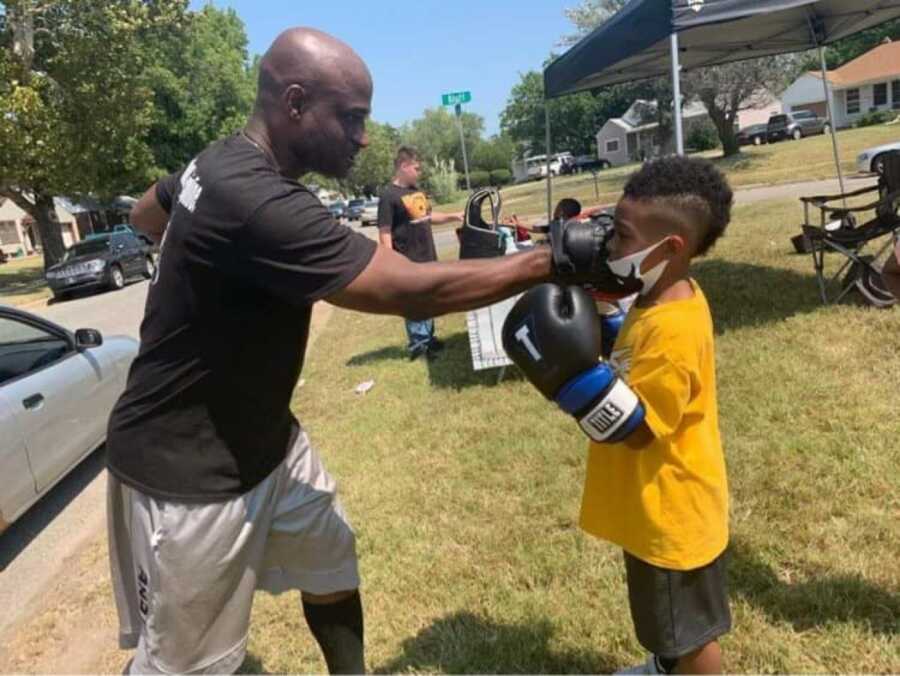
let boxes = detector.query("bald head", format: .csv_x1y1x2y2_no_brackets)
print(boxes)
256,27,371,110
246,27,373,179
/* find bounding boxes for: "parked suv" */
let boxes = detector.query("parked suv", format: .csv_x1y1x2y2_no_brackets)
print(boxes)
45,232,155,300
766,110,830,143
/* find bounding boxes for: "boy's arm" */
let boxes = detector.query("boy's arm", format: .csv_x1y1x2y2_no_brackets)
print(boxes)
622,351,693,442
376,192,394,249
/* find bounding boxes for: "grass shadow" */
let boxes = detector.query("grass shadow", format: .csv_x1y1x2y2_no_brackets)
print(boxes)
692,259,824,334
426,331,525,391
237,652,272,674
728,540,899,635
346,345,407,367
373,610,618,674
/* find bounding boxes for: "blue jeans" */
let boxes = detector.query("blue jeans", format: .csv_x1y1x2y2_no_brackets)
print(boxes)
404,318,435,353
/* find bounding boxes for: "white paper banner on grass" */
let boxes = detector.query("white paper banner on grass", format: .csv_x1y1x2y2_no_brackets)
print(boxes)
466,293,522,371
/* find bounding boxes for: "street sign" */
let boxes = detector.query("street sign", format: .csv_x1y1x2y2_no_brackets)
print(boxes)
441,90,471,106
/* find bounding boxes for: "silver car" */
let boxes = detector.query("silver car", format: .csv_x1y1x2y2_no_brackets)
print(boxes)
0,306,138,533
856,141,900,174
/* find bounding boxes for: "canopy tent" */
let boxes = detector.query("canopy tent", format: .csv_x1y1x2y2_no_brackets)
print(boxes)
540,0,900,218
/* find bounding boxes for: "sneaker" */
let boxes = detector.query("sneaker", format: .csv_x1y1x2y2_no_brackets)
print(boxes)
408,344,428,361
615,655,669,675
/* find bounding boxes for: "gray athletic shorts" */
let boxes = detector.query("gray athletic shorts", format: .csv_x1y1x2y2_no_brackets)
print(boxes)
624,550,731,659
107,428,359,674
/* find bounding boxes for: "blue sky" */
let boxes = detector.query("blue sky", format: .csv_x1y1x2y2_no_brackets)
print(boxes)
189,1,576,135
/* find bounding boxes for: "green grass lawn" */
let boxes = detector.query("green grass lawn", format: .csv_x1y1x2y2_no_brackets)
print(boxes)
238,198,900,673
0,255,50,307
436,123,900,219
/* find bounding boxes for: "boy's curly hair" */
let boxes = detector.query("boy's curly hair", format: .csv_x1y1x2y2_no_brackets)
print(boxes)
623,156,733,256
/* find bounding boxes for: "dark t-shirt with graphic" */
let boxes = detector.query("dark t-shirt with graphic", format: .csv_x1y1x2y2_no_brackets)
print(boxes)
106,133,376,502
377,184,437,263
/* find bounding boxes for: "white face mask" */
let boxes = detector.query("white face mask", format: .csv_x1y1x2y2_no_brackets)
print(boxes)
606,238,670,297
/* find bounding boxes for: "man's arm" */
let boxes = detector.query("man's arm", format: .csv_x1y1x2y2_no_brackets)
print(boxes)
431,210,464,225
882,241,900,300
131,183,170,244
377,227,393,249
328,244,552,319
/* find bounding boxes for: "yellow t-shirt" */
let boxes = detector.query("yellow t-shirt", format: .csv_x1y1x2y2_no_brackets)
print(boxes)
580,280,728,570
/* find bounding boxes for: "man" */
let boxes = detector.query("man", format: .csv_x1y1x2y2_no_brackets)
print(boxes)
377,147,463,360
107,28,557,675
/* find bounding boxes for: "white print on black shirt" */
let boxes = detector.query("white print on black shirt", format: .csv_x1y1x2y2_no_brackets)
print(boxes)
152,158,202,286
178,158,203,212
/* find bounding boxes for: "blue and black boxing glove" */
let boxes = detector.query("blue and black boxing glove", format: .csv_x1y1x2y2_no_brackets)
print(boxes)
502,284,644,443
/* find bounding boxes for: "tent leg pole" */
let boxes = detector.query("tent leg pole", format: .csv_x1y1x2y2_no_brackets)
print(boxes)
671,32,685,156
545,104,553,222
819,45,846,201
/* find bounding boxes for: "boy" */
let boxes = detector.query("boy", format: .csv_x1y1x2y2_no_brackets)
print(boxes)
582,156,733,674
503,156,733,674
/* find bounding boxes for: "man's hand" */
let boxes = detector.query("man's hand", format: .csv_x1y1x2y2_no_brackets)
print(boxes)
431,211,464,225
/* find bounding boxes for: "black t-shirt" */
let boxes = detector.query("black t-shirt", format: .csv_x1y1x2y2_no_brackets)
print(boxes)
106,134,376,501
377,184,437,263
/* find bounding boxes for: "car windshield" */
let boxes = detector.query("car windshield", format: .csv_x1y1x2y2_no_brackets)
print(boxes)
348,199,365,207
63,238,109,260
794,112,813,119
365,200,378,206
769,115,788,125
332,202,346,208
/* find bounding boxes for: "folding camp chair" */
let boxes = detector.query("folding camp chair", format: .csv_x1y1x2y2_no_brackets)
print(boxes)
798,151,900,307
457,187,506,259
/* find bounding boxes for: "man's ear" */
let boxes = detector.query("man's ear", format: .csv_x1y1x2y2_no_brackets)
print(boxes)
284,84,306,119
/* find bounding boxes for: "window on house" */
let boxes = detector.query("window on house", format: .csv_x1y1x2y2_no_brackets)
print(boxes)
606,139,620,153
847,88,860,115
0,221,19,245
892,81,900,109
874,83,888,107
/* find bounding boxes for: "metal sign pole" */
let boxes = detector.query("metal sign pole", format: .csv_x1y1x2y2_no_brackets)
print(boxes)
455,103,471,191
670,33,685,156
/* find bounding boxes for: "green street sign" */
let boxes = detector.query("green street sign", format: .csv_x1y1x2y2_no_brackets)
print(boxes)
441,90,472,106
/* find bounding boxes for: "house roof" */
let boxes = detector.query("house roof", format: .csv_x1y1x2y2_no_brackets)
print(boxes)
605,99,709,134
811,40,900,88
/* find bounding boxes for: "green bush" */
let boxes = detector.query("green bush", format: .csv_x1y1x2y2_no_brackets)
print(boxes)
464,170,491,189
426,157,460,204
686,120,720,152
490,169,513,186
856,110,894,127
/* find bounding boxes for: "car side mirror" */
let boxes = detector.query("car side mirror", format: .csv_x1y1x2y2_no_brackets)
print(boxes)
75,328,103,350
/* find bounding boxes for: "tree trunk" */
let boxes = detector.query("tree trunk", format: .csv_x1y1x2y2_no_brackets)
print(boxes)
706,103,741,157
8,0,36,82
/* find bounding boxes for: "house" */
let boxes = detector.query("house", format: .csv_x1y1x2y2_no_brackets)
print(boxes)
781,39,900,128
595,99,711,167
0,196,134,258
595,93,783,167
0,198,81,257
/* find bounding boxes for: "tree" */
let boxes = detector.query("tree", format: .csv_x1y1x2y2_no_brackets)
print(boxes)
141,4,256,175
500,70,647,158
470,134,516,172
344,120,395,195
560,0,628,46
684,58,793,156
400,107,483,173
0,0,185,268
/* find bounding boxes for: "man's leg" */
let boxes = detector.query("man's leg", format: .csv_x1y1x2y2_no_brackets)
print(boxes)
302,589,365,674
405,318,433,358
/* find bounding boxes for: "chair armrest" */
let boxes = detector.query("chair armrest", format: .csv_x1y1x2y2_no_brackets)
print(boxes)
799,183,879,206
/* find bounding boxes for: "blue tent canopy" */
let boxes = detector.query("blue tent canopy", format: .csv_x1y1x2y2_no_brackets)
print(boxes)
544,0,900,99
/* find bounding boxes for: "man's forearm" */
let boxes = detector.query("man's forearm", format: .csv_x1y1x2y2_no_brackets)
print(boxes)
431,211,462,225
330,245,553,319
407,248,552,318
132,184,170,243
378,229,392,249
